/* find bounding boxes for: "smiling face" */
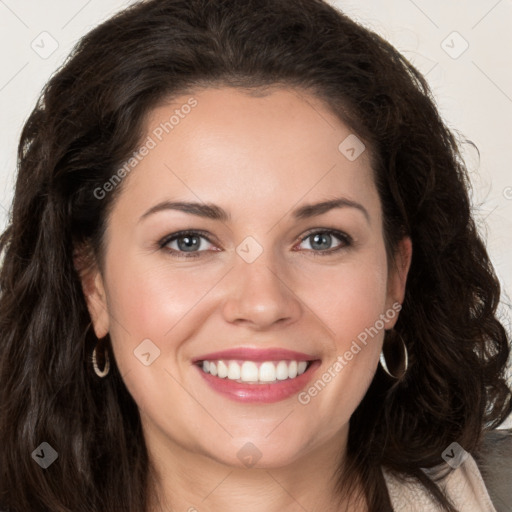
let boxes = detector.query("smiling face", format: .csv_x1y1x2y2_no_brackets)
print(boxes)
80,86,411,472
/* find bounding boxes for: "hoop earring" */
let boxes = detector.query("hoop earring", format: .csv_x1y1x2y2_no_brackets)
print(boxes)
379,331,408,379
91,333,110,378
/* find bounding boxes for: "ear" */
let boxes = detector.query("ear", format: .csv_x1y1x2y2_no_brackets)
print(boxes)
385,236,412,327
73,246,110,339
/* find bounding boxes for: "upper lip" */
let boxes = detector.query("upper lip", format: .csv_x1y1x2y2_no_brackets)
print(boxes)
192,347,319,364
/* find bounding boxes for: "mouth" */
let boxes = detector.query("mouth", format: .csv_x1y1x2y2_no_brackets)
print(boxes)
197,359,312,383
192,348,321,403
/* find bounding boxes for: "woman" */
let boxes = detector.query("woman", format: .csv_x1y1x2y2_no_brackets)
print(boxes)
0,0,510,511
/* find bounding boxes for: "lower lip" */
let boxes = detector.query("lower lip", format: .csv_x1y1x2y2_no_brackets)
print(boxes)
195,361,321,403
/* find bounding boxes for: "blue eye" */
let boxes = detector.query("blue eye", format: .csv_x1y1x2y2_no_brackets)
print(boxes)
297,229,352,256
159,230,216,258
158,228,352,259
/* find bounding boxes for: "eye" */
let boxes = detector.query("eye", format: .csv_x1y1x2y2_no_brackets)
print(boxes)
158,230,218,258
296,229,352,256
158,228,352,259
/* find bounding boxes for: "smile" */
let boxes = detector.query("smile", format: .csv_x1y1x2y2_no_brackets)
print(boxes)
193,348,321,403
199,359,309,383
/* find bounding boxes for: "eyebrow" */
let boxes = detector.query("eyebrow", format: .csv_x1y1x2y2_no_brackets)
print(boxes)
138,197,370,224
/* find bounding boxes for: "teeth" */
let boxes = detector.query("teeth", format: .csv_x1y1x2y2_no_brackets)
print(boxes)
241,361,259,382
200,359,310,383
276,361,289,380
227,361,241,380
259,362,276,382
217,360,228,378
288,361,298,379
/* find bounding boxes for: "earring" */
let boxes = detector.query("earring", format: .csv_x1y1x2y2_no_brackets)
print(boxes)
89,324,110,378
379,331,408,379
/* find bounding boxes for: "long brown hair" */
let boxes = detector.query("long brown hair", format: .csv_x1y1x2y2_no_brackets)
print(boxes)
0,1,510,511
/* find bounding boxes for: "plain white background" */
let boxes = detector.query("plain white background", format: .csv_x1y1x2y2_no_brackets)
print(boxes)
0,0,511,427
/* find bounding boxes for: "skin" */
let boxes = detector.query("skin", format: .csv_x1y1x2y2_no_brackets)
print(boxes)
78,86,412,512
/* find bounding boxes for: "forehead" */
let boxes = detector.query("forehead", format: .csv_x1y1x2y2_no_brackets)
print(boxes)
113,86,379,222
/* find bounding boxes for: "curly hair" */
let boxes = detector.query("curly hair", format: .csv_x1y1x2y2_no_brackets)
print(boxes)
0,0,510,511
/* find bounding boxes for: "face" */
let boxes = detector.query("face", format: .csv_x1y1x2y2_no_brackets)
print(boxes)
80,87,411,470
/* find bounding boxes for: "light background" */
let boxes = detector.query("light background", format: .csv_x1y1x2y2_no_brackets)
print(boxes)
0,0,511,427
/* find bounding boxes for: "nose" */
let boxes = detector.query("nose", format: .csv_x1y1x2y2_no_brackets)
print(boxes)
221,250,302,330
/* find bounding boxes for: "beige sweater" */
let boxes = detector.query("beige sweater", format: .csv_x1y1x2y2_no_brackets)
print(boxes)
383,454,497,511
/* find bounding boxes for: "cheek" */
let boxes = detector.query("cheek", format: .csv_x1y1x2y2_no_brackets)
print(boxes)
102,252,232,396
105,240,390,352
297,258,389,428
102,257,215,417
295,251,389,344
106,256,222,339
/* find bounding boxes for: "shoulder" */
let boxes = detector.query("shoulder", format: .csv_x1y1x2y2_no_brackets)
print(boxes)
383,448,499,511
474,428,512,512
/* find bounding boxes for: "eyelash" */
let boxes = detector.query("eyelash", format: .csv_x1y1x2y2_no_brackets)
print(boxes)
158,228,353,259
